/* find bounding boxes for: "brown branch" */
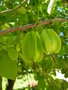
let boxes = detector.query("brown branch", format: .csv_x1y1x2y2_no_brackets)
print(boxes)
0,76,2,90
0,0,28,15
50,54,56,64
33,62,37,74
0,24,34,35
0,18,68,36
6,79,15,90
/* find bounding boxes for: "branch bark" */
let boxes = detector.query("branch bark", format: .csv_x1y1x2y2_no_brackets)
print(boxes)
0,18,68,36
0,0,28,15
6,79,15,90
0,76,2,90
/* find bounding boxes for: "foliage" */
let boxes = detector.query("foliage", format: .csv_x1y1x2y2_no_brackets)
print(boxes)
0,0,68,90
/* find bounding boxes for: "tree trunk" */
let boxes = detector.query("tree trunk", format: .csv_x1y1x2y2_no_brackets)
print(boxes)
0,76,2,90
6,79,15,90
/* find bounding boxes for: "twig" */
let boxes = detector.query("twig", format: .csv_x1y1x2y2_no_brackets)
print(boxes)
0,0,28,15
0,18,68,36
33,62,37,74
0,76,2,90
50,54,56,64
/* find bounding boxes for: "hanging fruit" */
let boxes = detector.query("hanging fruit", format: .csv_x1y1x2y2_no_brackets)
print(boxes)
22,31,43,64
41,29,61,54
34,31,43,62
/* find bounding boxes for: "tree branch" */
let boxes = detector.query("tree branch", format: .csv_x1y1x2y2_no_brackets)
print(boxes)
0,0,28,15
0,18,68,36
0,76,2,90
6,79,15,90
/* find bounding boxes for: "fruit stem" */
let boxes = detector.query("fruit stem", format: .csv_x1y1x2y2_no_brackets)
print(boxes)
50,54,56,64
33,62,37,74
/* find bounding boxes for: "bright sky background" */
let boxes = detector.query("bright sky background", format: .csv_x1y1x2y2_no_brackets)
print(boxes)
56,70,68,82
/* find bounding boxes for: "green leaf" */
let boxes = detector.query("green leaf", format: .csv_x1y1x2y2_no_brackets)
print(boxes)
17,6,27,14
0,50,17,80
7,47,18,61
47,0,56,15
65,44,68,54
37,73,46,90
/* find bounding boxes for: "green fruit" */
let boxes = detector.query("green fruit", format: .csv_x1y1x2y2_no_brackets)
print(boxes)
40,32,47,53
22,31,43,63
41,29,61,54
22,31,37,63
8,47,18,61
34,32,43,62
0,50,17,80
